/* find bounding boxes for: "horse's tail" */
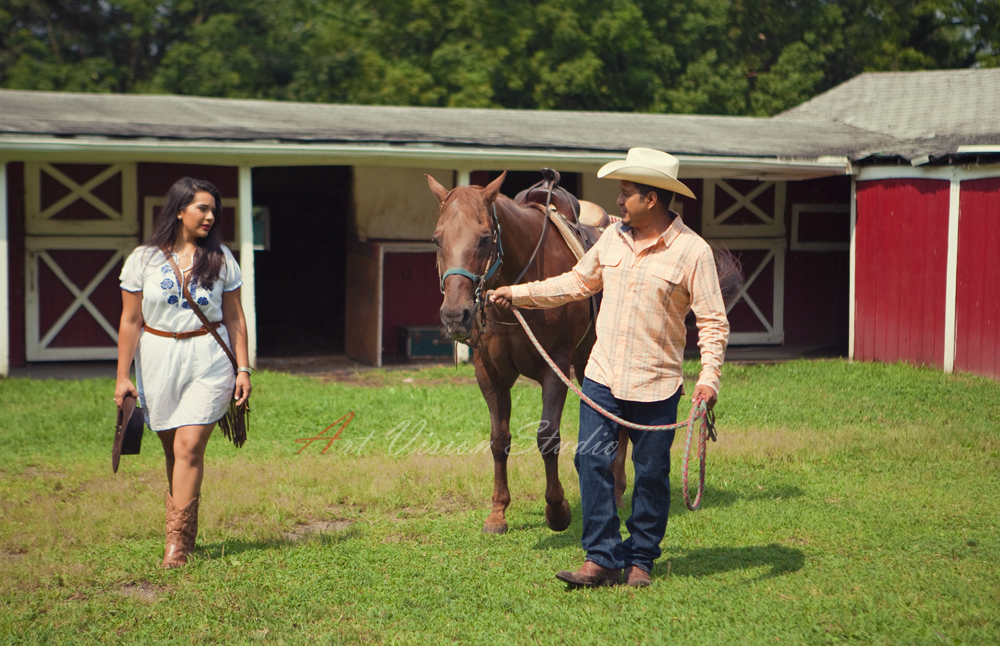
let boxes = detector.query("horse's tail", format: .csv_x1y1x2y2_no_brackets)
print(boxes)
711,243,743,309
685,243,743,329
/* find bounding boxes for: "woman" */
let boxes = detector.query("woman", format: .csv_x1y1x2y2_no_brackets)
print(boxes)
115,177,252,568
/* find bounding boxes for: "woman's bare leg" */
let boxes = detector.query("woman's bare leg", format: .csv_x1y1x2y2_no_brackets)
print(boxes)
158,429,177,492
169,424,215,507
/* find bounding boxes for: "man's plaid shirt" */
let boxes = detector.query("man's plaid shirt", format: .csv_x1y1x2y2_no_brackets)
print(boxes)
510,214,730,402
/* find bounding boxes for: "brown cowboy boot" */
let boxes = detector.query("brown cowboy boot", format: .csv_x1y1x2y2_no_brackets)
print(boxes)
623,565,652,588
162,491,199,568
555,561,622,587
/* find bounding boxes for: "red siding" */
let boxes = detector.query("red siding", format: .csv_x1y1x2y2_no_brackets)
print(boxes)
955,178,1000,379
381,252,442,358
6,163,25,367
854,179,949,367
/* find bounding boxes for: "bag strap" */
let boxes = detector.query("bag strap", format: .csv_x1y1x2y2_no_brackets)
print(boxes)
167,255,239,373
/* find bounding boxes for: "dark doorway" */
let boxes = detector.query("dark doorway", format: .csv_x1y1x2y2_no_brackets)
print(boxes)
252,166,350,355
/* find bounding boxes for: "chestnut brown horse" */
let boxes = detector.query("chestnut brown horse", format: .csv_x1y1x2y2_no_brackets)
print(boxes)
428,171,595,534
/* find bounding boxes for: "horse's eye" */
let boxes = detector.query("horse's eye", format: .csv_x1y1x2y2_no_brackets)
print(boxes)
479,235,492,248
431,236,440,247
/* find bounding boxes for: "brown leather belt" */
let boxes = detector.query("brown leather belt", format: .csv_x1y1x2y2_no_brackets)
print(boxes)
144,321,222,340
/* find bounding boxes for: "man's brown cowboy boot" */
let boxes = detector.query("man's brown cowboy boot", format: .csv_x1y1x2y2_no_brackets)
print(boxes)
623,565,652,588
555,561,622,587
162,491,199,568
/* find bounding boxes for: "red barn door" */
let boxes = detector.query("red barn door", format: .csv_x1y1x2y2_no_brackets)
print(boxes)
954,178,1000,378
854,179,949,368
23,163,138,360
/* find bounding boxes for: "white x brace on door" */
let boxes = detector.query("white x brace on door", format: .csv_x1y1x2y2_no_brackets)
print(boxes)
702,179,786,345
24,163,138,360
25,237,136,360
711,237,786,345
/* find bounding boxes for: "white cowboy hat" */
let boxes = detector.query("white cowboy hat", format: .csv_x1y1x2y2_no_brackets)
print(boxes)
597,148,696,199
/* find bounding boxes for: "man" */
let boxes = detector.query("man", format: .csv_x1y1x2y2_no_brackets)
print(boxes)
489,148,729,588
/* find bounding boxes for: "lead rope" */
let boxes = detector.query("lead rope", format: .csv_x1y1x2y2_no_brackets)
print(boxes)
507,306,716,511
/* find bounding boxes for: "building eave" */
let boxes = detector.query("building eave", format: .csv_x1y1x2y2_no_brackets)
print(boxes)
0,135,851,180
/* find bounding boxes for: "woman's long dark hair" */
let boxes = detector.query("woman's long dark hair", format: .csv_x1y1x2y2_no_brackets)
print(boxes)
146,177,225,291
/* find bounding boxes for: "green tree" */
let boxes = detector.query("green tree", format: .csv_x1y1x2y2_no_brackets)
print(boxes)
1,0,997,115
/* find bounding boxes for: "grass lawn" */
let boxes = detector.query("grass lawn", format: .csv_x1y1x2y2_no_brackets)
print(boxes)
1,359,998,645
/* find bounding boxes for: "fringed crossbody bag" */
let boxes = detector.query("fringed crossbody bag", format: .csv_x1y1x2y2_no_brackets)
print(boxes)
167,256,249,448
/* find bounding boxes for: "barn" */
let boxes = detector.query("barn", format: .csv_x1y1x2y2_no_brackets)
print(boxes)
777,70,1000,378
1,69,997,378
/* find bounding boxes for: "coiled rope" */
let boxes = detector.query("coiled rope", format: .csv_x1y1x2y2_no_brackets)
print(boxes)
508,306,717,511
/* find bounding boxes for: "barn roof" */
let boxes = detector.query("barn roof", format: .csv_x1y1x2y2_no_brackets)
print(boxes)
777,69,1000,161
0,89,883,160
0,69,997,167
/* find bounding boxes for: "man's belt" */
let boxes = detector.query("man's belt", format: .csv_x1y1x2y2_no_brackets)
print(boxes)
144,321,222,340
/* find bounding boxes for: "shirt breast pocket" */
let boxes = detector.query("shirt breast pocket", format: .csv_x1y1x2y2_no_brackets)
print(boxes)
599,246,626,289
599,246,625,268
652,266,688,302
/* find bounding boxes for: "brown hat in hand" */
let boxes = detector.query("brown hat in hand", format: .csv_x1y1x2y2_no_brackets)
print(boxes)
113,393,145,473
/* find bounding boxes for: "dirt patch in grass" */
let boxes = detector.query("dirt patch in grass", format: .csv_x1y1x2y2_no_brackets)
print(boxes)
381,532,429,544
283,519,356,541
711,427,844,461
316,373,481,388
119,581,166,603
19,466,67,479
2,548,27,562
434,492,468,514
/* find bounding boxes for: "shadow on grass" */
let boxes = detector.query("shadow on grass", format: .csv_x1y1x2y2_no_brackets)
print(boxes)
530,483,804,551
656,543,805,581
197,524,363,558
669,482,805,515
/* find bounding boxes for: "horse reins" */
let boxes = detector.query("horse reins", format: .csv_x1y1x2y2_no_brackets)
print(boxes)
506,305,717,511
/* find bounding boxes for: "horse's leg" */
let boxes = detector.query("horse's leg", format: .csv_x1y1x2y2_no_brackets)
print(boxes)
474,351,514,535
539,369,572,532
574,362,627,508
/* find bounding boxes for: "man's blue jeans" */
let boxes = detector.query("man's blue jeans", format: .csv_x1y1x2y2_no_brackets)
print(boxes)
574,377,680,573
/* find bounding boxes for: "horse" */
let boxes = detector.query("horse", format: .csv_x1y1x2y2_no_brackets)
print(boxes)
427,171,744,535
428,170,597,534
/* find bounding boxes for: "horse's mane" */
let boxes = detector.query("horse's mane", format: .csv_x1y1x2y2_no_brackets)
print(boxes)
446,186,545,223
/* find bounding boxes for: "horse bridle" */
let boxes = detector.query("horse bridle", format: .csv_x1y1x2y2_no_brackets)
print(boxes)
437,172,574,335
438,202,504,326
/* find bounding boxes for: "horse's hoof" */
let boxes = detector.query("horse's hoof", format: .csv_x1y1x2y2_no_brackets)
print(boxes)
545,500,572,532
482,522,508,535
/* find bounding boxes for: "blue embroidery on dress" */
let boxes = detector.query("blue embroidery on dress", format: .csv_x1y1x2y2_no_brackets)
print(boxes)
161,265,171,274
196,296,209,306
167,295,179,305
160,278,174,290
181,301,191,310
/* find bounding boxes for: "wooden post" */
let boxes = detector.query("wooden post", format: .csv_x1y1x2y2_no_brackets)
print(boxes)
238,166,257,368
943,172,961,374
0,162,8,376
454,169,472,365
848,177,857,362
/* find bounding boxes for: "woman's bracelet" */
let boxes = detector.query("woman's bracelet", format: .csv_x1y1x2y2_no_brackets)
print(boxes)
238,366,253,375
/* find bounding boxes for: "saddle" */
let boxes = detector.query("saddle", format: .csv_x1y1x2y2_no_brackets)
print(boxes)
514,169,616,261
513,170,616,337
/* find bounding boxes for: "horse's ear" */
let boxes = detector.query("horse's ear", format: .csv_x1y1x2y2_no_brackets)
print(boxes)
426,174,450,204
483,170,507,204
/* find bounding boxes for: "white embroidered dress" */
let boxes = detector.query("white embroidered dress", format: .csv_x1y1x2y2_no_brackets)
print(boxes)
120,246,243,431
